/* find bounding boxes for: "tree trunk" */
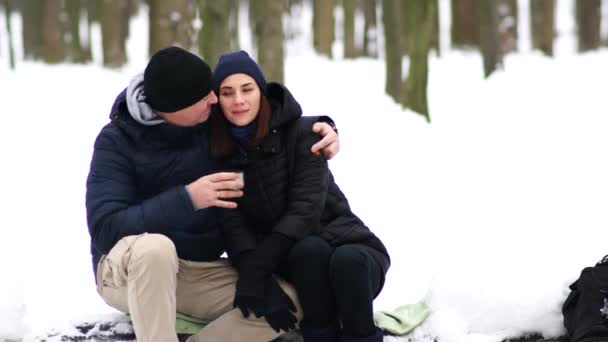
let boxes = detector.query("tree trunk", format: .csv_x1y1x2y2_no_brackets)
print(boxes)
65,0,90,63
251,0,285,82
100,0,127,68
362,0,377,57
21,0,43,60
4,0,15,69
479,0,502,78
451,0,478,48
149,0,196,57
576,0,601,52
402,0,434,122
400,0,411,56
431,0,440,55
313,0,335,58
497,0,518,53
381,0,402,103
198,0,232,68
228,0,239,53
343,0,356,58
41,0,66,64
530,0,555,56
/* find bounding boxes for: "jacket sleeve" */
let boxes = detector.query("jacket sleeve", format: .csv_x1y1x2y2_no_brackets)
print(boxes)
221,206,258,266
273,122,329,240
85,126,204,256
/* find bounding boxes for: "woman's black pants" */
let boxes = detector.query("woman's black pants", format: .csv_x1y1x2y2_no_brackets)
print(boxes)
283,236,384,337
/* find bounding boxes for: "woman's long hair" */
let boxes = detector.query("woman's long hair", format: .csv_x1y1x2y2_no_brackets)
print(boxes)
209,93,272,159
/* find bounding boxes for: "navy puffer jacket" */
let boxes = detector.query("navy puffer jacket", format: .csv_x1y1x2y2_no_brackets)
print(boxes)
85,89,224,279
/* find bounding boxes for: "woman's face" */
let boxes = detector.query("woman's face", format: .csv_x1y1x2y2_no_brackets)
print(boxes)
218,73,261,127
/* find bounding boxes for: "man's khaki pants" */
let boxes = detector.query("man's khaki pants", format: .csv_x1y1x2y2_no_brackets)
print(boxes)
96,233,302,342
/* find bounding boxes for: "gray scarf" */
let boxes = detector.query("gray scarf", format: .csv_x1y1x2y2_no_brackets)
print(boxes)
126,73,164,126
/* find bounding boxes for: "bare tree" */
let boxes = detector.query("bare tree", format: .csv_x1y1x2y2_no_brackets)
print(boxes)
251,0,285,82
3,0,15,69
65,0,90,63
431,0,440,56
530,0,555,56
381,0,402,102
451,0,478,49
497,0,518,53
576,0,601,52
100,0,127,68
149,0,196,57
343,0,356,58
362,0,377,57
198,0,237,68
402,0,435,122
313,0,335,57
41,0,66,64
479,0,502,78
22,0,43,60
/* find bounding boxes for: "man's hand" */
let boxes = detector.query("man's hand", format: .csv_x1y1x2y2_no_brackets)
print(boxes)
311,122,340,160
186,172,244,210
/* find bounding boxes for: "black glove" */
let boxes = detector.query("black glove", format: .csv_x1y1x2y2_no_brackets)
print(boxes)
262,276,297,333
233,268,266,318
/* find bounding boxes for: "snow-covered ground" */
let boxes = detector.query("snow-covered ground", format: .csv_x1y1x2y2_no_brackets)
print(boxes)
1,1,607,341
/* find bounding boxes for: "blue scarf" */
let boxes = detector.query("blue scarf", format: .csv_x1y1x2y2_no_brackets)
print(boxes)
230,121,257,146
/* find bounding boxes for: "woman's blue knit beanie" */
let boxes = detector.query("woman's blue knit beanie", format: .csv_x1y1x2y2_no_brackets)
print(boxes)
213,50,267,95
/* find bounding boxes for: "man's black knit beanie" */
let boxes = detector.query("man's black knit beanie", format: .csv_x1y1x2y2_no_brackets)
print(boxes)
144,46,213,113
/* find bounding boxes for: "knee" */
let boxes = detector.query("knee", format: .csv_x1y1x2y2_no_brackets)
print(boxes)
288,236,331,266
129,234,178,270
329,245,368,277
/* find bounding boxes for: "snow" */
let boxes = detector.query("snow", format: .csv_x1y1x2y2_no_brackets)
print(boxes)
1,1,607,341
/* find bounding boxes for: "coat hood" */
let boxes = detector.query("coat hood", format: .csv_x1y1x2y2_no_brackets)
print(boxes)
266,82,303,129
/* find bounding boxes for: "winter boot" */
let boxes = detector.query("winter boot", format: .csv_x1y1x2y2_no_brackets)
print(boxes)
339,327,384,342
177,333,192,342
301,324,339,342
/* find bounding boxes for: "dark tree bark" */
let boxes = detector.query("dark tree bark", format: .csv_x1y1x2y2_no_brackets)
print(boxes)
497,0,518,53
100,0,127,68
198,0,234,68
21,0,43,60
402,0,434,122
431,0,440,55
362,0,377,57
4,0,15,69
149,0,196,57
65,0,90,63
381,0,402,102
479,0,502,78
399,0,411,56
576,0,601,52
313,0,335,58
251,0,285,82
343,0,356,58
451,0,478,48
530,0,555,56
41,0,66,64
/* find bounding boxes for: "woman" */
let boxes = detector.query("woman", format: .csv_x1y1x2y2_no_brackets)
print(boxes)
209,50,390,342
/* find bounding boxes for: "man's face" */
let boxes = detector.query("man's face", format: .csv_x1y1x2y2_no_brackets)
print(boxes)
158,91,218,126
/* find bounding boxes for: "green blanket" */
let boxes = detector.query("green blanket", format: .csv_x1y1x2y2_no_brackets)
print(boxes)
126,301,430,336
373,300,431,335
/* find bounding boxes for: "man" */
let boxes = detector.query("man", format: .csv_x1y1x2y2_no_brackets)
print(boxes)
86,46,340,342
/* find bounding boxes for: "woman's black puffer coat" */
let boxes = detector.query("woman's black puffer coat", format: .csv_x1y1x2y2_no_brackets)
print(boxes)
221,83,390,275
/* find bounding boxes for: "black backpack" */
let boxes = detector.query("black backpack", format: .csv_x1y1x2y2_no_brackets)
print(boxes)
562,255,608,342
